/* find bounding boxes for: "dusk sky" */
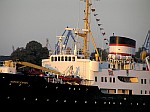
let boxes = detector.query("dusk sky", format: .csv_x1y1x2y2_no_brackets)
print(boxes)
0,0,150,56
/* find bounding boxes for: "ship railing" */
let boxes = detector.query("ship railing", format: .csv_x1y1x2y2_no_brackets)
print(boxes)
44,76,64,84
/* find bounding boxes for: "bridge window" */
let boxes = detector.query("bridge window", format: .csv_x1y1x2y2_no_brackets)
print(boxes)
55,57,57,61
58,56,60,61
68,57,71,61
61,56,64,61
65,56,67,61
51,57,54,61
51,57,53,61
72,57,75,61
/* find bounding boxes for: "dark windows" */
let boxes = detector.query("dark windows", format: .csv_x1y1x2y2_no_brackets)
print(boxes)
95,76,97,82
51,56,75,61
141,78,147,84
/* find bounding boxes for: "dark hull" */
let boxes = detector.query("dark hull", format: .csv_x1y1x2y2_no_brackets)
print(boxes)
0,73,149,111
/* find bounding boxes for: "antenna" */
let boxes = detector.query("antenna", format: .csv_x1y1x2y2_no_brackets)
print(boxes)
12,45,15,52
66,0,102,61
46,38,53,55
56,36,65,55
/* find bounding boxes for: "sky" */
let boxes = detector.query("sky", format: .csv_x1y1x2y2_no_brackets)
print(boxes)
0,0,150,56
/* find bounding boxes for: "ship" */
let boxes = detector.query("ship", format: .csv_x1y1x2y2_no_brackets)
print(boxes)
0,0,150,111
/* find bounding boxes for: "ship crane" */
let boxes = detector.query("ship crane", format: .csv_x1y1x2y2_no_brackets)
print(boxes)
15,60,61,75
54,27,76,54
140,30,150,60
139,30,150,71
142,30,150,53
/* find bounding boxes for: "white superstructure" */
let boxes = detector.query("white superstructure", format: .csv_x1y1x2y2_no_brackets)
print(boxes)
41,0,150,96
42,34,150,95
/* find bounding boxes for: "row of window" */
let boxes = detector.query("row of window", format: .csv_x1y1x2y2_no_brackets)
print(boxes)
101,89,150,95
51,56,75,62
101,89,132,95
140,78,150,85
95,77,116,83
95,76,149,84
141,90,150,95
141,79,147,84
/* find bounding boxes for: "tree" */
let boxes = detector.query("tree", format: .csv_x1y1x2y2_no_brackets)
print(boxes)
11,40,49,66
90,48,108,61
135,47,142,58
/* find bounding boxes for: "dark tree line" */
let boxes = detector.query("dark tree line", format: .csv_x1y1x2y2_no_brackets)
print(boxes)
90,48,109,61
10,40,49,66
135,47,143,58
10,39,149,66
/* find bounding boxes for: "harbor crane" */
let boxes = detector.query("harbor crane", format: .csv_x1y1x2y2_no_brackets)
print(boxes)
142,30,150,53
140,30,150,60
54,26,76,54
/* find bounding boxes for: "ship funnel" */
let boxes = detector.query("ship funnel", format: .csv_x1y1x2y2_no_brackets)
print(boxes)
109,36,136,57
108,36,136,70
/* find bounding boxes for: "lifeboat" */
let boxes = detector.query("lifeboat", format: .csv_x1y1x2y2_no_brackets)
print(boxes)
58,75,82,84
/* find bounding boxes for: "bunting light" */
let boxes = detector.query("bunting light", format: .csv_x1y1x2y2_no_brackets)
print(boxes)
94,14,98,16
98,24,102,26
90,1,106,36
96,19,100,21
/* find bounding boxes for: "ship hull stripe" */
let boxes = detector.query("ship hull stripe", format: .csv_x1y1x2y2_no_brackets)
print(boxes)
109,52,134,56
109,44,135,48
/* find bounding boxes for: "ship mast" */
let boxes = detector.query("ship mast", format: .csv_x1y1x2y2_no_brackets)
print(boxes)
78,0,101,61
84,0,89,57
65,0,101,61
76,0,89,58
